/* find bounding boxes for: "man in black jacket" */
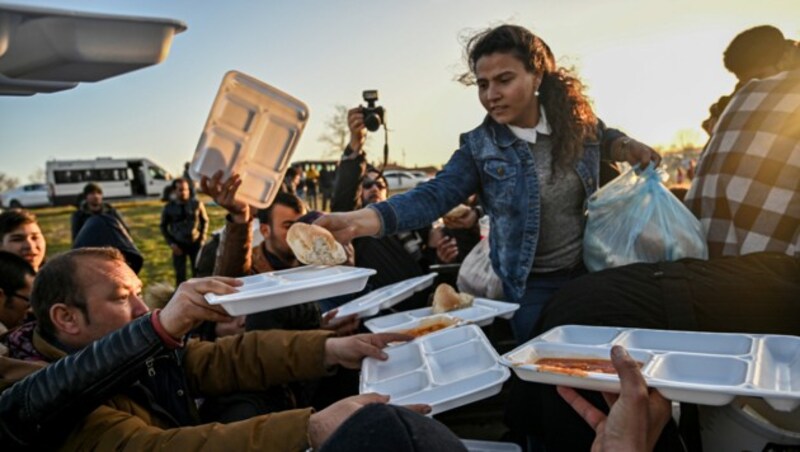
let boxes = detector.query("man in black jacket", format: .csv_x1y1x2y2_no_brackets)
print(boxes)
71,182,128,241
160,178,209,285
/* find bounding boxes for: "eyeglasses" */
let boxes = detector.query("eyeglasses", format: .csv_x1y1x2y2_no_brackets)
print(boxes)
362,179,387,190
12,293,30,303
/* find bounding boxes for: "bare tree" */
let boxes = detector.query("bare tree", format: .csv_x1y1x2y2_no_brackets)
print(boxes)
28,167,45,184
317,104,350,158
0,173,19,192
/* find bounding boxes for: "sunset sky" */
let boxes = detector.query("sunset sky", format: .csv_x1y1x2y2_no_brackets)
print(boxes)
1,0,798,180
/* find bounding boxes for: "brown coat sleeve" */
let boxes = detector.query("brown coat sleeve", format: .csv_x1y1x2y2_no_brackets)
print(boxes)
182,329,335,396
61,404,314,452
213,216,253,277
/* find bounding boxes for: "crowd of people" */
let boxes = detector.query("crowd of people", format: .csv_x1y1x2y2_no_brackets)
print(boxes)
0,22,798,451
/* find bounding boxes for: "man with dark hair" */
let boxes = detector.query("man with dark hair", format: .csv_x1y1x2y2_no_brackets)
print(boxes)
0,209,46,272
205,175,320,331
160,178,209,285
1,247,441,451
70,182,128,240
703,25,796,134
0,251,35,337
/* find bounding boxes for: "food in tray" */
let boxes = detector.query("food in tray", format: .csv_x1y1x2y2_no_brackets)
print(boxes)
400,316,460,338
444,204,472,221
287,223,347,266
531,357,643,376
432,283,474,314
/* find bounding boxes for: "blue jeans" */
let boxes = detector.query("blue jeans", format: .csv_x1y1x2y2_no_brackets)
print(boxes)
510,264,587,343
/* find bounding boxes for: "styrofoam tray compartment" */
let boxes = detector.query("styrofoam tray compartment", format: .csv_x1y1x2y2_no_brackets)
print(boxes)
502,325,800,412
0,4,186,82
504,342,654,394
327,273,437,319
361,325,510,416
364,297,518,332
190,71,309,209
461,439,522,452
205,265,375,316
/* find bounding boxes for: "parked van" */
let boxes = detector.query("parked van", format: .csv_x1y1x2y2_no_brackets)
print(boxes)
46,158,173,205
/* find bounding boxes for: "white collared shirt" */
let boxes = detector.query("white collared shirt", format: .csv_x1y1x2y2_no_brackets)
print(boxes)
508,106,551,144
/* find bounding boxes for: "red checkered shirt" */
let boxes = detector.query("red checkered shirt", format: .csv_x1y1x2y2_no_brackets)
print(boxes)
686,69,800,258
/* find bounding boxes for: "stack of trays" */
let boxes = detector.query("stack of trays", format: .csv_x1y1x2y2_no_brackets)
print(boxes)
361,325,510,416
365,298,519,333
501,325,800,411
327,273,437,319
205,265,375,316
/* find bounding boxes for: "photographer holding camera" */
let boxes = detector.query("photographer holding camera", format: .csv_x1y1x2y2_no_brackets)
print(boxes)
330,91,385,213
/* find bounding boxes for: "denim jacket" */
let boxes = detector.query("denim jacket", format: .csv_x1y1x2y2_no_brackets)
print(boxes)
370,115,624,301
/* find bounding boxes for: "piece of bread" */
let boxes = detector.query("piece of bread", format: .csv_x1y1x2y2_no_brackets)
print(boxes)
443,204,472,222
286,223,347,266
431,283,474,314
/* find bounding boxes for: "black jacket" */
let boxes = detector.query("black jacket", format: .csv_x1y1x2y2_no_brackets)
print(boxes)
0,315,168,450
73,213,144,273
71,201,128,240
160,199,209,246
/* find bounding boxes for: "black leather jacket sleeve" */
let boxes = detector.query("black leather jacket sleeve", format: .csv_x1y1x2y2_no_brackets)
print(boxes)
0,314,167,450
330,147,367,212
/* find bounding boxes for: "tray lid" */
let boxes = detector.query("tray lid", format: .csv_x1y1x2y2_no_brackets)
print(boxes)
327,273,437,319
190,71,309,209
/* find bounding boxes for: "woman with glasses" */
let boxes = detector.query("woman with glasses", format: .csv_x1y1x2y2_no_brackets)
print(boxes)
318,24,660,342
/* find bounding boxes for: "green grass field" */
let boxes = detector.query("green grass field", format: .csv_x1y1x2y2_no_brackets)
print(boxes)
34,196,229,287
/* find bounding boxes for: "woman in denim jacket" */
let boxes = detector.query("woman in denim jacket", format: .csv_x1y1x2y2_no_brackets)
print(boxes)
318,24,660,342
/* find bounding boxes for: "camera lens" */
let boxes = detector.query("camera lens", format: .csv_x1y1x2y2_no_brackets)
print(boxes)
364,112,382,132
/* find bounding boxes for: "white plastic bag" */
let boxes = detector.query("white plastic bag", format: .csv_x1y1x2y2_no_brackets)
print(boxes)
583,164,708,272
457,237,504,300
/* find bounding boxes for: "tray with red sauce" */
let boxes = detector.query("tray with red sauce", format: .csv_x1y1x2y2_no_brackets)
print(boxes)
500,325,800,412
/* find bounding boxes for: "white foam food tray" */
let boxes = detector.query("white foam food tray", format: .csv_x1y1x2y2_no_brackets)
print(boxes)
501,325,800,412
361,324,510,416
190,71,309,209
461,439,522,452
326,273,437,320
0,4,186,82
364,298,519,333
205,265,375,316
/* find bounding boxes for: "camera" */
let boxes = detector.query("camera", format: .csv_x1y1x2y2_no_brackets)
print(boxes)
362,90,385,132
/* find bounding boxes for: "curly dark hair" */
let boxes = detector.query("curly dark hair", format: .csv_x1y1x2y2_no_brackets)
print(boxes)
459,24,598,172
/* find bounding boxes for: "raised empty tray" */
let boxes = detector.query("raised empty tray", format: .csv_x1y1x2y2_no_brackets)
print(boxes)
205,265,375,316
327,273,437,319
361,324,510,416
501,325,800,412
364,298,519,333
190,71,309,209
0,3,186,82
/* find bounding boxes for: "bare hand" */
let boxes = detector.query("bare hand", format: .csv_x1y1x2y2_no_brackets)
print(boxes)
324,332,414,369
170,244,183,256
435,235,459,264
347,107,367,152
214,315,246,337
307,393,432,449
158,276,242,339
321,309,361,337
200,171,250,223
614,137,661,168
314,209,381,244
443,206,478,230
557,345,671,452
